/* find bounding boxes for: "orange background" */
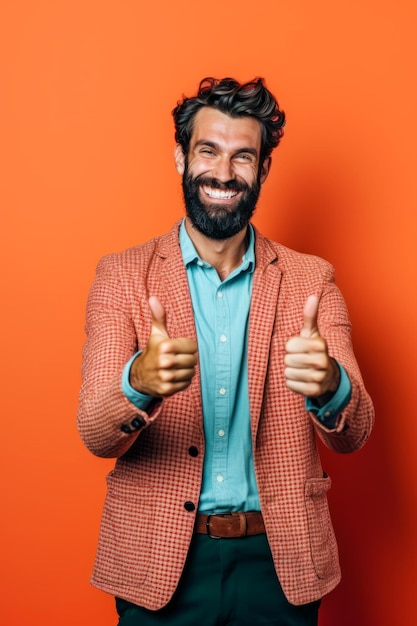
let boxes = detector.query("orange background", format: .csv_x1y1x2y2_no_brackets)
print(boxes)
1,1,416,624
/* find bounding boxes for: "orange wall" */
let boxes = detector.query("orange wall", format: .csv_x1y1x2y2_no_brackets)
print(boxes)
1,1,416,624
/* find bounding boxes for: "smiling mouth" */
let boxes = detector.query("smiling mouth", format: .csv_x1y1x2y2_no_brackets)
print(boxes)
202,185,239,200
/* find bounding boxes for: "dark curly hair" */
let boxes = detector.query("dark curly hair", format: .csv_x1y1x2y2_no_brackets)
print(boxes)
172,77,285,164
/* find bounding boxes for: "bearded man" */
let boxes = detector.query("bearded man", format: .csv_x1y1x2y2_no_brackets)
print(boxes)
78,77,374,626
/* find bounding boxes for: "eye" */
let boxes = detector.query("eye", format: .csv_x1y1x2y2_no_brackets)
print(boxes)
235,153,255,163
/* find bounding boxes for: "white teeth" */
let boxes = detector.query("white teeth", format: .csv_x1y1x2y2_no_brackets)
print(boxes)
203,186,238,199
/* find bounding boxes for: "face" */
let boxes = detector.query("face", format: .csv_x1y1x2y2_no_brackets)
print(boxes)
175,107,271,240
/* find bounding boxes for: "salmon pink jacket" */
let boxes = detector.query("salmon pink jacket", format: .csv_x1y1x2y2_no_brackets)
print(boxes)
77,221,374,610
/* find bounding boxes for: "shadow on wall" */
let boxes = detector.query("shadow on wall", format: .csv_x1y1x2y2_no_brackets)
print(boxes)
269,159,404,626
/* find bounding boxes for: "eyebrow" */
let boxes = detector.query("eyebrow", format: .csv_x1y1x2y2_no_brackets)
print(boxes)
194,140,259,157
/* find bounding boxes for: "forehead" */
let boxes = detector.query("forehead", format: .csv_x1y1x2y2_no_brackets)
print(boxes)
190,107,262,154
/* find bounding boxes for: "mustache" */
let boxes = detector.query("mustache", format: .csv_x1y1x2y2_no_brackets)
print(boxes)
188,174,250,193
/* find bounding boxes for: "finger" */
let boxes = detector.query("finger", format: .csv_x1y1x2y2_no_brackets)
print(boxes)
284,350,328,369
300,295,320,338
284,365,326,384
285,335,326,355
285,379,324,398
157,379,195,397
159,337,198,356
158,366,196,384
159,349,198,369
148,296,169,338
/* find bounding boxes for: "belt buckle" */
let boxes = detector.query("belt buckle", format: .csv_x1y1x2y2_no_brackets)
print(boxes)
206,514,222,539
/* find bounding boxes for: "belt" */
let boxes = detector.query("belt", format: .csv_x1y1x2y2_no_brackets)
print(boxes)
195,512,265,538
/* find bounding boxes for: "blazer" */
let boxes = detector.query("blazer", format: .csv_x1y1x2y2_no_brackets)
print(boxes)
77,220,374,610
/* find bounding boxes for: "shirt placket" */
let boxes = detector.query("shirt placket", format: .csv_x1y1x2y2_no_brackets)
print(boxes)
212,283,232,507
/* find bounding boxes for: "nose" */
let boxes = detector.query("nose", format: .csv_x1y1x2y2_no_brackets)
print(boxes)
212,157,235,182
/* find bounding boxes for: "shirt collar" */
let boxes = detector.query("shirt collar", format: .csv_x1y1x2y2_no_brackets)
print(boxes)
179,219,255,273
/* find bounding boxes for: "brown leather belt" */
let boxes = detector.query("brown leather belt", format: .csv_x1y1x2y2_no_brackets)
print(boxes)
195,512,265,538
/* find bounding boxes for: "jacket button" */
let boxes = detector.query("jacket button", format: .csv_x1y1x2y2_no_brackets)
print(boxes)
131,416,146,430
184,501,195,512
188,446,199,457
120,424,132,434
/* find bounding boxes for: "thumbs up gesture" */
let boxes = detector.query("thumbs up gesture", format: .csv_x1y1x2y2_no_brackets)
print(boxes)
284,295,340,399
129,296,198,398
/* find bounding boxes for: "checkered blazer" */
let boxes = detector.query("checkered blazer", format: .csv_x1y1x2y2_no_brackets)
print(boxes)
78,220,374,609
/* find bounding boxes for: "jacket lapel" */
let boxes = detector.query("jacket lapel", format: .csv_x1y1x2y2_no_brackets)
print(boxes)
156,221,197,341
248,229,282,437
156,222,203,427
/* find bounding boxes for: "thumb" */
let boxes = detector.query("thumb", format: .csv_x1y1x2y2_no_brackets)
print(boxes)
148,296,169,338
300,294,320,338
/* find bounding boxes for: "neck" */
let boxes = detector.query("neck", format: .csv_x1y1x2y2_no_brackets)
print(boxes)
184,217,249,280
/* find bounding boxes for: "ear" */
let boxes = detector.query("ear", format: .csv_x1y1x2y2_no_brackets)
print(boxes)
259,156,272,184
174,144,185,176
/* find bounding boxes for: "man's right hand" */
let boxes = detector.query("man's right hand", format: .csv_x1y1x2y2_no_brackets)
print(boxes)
129,296,198,398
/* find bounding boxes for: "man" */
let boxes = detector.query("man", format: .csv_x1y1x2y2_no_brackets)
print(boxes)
78,77,374,625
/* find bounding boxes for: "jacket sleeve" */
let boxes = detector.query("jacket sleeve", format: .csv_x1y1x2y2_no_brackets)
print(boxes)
309,267,374,453
77,255,162,458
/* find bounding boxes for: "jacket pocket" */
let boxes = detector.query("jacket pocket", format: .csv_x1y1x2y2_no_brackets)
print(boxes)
94,471,154,587
305,475,339,579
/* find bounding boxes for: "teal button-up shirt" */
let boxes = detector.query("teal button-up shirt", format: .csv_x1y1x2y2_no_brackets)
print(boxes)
180,221,259,513
122,220,351,513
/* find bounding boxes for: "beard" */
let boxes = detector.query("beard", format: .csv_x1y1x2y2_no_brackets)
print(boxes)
182,169,261,240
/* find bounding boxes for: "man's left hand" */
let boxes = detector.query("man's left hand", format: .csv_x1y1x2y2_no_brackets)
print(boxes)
284,295,340,399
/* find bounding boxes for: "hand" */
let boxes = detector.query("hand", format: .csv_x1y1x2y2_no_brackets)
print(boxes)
284,295,340,399
129,296,198,398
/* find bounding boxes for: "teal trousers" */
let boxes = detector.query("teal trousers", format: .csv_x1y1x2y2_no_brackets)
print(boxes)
115,533,320,625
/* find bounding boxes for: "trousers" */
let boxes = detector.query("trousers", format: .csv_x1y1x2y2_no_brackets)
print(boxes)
115,533,320,626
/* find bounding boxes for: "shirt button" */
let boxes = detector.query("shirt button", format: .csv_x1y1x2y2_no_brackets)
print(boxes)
184,501,196,512
220,334,227,343
188,446,199,457
197,260,203,267
218,429,225,437
219,388,226,396
217,291,223,298
324,411,331,418
216,475,224,483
